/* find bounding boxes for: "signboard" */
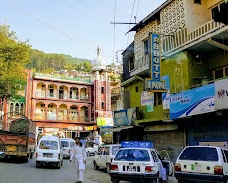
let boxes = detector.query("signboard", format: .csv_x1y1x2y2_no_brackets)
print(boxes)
113,108,136,127
145,33,166,92
96,117,114,127
141,91,154,106
170,84,215,119
215,78,228,110
162,75,171,109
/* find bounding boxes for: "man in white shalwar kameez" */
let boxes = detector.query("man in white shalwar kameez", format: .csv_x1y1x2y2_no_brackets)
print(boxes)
70,138,87,183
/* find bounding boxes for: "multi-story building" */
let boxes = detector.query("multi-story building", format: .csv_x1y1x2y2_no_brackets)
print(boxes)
25,48,112,139
121,0,227,161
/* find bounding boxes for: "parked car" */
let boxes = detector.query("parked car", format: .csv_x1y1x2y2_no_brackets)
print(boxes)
109,141,172,183
36,135,63,169
60,138,75,159
175,145,228,183
86,144,99,156
93,144,121,173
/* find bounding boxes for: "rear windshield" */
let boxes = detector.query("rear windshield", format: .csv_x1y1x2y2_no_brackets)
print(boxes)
61,141,69,147
114,149,150,161
112,146,120,155
179,147,218,161
39,140,58,150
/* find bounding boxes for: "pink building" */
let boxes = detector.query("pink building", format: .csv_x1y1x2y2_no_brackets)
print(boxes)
25,48,112,138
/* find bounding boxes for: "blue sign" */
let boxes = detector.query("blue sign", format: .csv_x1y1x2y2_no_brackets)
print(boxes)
170,84,215,119
113,108,136,127
145,33,166,92
121,141,154,148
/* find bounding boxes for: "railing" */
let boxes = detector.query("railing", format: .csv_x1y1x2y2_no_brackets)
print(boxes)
130,54,149,76
161,20,225,55
36,91,46,97
33,73,92,83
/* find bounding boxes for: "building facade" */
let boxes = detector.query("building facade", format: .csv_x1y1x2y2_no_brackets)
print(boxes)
25,48,112,140
121,0,227,161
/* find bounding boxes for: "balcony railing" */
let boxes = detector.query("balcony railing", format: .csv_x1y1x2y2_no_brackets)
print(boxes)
130,54,149,76
130,20,226,76
161,20,226,56
33,73,92,83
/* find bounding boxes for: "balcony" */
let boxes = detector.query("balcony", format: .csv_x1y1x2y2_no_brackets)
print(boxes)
130,54,149,76
130,20,227,77
33,73,92,83
161,20,227,57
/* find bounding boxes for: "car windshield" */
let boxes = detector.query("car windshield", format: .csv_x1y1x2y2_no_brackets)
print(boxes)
39,140,58,150
179,147,218,161
114,149,150,161
61,141,69,147
112,146,120,155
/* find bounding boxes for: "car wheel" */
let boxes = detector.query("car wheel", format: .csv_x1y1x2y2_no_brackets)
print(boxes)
56,162,61,169
153,176,159,183
112,181,119,183
36,162,40,168
93,161,99,170
106,163,111,173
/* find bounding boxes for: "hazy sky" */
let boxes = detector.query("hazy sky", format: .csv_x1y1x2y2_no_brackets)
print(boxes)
1,0,166,64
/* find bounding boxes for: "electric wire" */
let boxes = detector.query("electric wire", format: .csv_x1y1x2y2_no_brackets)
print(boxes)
113,0,117,63
127,0,136,46
4,0,114,61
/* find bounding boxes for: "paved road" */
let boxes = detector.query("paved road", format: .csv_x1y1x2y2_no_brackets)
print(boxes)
0,156,177,183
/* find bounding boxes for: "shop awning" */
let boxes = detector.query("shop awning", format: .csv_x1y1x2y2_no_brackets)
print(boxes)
101,126,134,132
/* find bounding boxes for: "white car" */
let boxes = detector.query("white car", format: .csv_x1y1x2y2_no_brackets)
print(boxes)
36,135,63,169
60,138,75,159
86,145,99,156
109,141,172,183
93,144,121,173
175,145,228,183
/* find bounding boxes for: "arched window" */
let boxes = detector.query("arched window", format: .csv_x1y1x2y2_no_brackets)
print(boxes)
15,103,19,115
10,103,14,116
101,102,105,109
20,103,24,115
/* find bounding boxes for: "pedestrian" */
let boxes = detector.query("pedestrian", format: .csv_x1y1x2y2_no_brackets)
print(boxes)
70,137,87,183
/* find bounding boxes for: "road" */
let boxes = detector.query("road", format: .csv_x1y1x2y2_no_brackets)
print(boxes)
0,156,177,183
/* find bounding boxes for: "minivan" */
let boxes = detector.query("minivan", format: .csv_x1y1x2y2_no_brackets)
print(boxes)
175,145,228,183
36,135,63,169
60,138,75,159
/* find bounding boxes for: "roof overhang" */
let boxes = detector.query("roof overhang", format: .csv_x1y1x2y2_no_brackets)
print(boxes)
101,126,134,132
126,0,173,34
121,75,144,87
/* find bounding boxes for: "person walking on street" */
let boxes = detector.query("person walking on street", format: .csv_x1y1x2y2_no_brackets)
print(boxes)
70,138,87,183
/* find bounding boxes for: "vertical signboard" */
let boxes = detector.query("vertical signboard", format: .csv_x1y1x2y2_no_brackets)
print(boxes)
145,33,166,92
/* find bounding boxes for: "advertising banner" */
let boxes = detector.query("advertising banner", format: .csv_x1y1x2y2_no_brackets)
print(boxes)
215,78,228,110
170,84,215,119
96,117,114,127
162,75,171,109
113,108,136,126
141,91,154,106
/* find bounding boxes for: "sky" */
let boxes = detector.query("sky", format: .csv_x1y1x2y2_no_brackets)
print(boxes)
0,0,166,65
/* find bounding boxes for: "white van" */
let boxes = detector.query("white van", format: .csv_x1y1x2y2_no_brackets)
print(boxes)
36,135,63,169
93,144,121,173
60,138,75,159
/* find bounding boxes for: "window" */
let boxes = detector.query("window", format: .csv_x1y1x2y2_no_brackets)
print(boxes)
154,92,162,106
114,149,150,161
129,56,134,71
194,0,201,4
101,86,104,94
179,147,218,161
101,102,105,109
15,103,19,114
151,151,159,162
213,65,228,79
135,86,139,92
212,2,225,19
20,103,24,114
143,39,149,55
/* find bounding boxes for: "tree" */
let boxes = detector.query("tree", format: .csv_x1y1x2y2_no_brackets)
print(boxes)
0,24,31,100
